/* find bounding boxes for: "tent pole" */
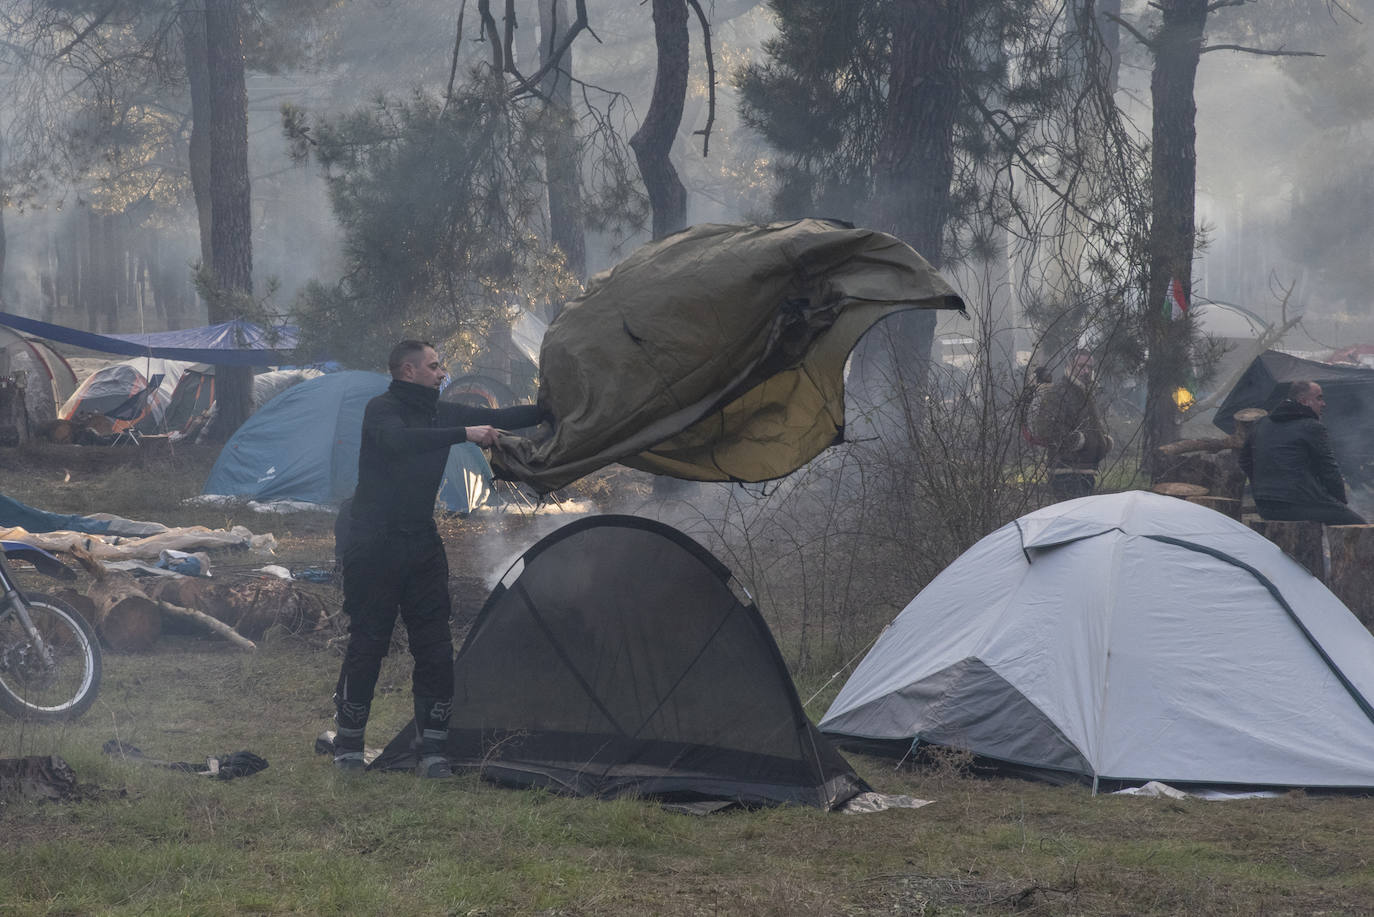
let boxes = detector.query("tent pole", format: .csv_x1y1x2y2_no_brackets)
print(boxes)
1091,774,1099,797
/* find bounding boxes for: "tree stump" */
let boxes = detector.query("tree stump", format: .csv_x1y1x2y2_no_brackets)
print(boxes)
1327,525,1374,629
1248,519,1326,579
1185,496,1242,520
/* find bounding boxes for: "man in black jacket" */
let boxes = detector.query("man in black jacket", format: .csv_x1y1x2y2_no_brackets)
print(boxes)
1239,381,1365,525
1031,352,1113,501
331,340,543,776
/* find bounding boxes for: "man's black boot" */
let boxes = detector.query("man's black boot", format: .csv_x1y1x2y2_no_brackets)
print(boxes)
413,695,453,778
332,693,370,772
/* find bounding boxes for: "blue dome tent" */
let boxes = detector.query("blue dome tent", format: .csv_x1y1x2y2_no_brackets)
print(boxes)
203,371,492,513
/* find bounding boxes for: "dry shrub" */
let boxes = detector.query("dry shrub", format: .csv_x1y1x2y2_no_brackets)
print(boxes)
661,354,1050,679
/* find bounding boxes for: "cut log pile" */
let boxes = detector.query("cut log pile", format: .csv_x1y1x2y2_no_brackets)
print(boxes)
1150,408,1264,521
64,546,336,652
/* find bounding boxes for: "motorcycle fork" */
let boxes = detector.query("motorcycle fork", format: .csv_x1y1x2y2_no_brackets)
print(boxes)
0,561,52,668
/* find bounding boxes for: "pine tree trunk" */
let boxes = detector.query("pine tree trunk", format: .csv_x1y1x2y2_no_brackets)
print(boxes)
181,6,214,270
630,0,689,240
205,0,254,438
540,0,586,283
1096,0,1122,95
1143,0,1207,460
90,211,117,332
0,133,7,294
853,0,967,407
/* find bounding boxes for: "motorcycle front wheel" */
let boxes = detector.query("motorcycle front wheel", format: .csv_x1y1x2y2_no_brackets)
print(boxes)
0,593,102,722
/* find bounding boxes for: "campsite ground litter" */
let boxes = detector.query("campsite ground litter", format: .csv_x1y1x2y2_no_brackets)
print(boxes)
3,444,1374,915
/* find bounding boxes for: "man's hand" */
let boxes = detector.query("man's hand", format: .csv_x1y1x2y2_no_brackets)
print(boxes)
465,425,499,447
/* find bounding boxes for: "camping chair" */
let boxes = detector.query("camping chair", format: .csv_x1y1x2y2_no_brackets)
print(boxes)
104,373,163,446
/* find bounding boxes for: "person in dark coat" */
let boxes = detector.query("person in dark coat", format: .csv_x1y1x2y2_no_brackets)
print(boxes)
331,340,543,776
1031,351,1113,501
1239,380,1366,525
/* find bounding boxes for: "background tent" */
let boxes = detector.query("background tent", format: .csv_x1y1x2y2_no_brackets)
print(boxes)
371,514,870,811
441,373,516,409
202,371,491,512
164,365,322,434
57,358,186,433
0,327,77,425
491,219,965,492
821,491,1374,791
1212,349,1374,486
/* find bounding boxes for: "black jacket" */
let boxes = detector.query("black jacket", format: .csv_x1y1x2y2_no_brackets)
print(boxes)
1030,378,1111,471
1239,399,1348,508
350,379,541,529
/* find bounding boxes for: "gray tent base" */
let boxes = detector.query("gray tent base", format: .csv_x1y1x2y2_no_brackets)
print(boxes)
829,735,1374,796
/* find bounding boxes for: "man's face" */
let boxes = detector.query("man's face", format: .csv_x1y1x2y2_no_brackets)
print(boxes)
1298,384,1326,418
400,346,447,389
1068,355,1094,383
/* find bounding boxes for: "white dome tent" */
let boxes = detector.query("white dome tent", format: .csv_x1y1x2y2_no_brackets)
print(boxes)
821,491,1374,791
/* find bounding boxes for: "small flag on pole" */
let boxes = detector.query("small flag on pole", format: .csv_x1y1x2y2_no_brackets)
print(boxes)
1165,277,1188,321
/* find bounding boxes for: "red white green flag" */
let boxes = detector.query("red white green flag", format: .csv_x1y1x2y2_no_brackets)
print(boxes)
1164,277,1188,321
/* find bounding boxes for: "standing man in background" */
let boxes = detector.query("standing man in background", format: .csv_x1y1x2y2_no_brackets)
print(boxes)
331,340,543,777
1240,380,1365,525
1032,351,1113,501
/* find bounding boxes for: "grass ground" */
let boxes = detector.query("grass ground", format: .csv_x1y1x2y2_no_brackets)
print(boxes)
2,444,1373,916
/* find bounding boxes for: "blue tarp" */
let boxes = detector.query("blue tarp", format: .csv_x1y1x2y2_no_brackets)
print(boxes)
203,371,492,513
0,493,168,537
0,312,300,366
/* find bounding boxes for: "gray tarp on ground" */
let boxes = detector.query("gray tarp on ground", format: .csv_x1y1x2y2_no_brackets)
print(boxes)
490,219,964,492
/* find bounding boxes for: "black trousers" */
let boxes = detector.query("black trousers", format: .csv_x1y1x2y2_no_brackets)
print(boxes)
334,528,453,736
1256,499,1367,526
1049,470,1096,502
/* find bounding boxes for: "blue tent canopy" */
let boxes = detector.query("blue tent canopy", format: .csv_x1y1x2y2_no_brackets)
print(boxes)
0,312,300,366
203,371,491,513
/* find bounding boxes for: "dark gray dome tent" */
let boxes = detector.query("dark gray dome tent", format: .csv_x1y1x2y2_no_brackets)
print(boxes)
371,515,868,810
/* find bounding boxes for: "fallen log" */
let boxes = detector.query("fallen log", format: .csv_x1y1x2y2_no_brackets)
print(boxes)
147,575,333,640
78,564,163,653
1156,435,1243,456
37,418,75,444
154,598,255,651
68,545,252,651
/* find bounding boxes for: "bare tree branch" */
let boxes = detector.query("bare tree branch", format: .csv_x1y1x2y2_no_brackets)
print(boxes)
476,0,503,70
52,0,121,61
503,0,594,99
686,0,716,157
1104,12,1155,52
1184,284,1304,417
444,0,469,112
1200,43,1320,56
